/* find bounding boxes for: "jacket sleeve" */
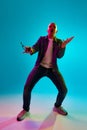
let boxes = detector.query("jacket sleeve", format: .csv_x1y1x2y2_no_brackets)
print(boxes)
56,39,66,58
57,47,66,58
30,37,42,55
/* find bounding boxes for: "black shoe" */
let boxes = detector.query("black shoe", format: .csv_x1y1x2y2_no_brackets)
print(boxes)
53,106,68,116
17,110,29,121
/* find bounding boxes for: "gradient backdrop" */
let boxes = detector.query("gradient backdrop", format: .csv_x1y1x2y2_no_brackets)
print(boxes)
0,0,87,101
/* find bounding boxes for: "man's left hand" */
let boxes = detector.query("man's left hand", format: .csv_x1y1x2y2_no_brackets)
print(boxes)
61,36,74,48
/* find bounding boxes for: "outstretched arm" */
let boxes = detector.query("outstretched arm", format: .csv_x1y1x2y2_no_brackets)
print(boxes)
20,42,35,54
61,36,74,48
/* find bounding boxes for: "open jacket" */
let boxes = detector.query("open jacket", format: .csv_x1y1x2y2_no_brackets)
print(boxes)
31,36,66,70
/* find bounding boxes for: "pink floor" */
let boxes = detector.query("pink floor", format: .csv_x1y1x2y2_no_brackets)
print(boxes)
0,94,87,130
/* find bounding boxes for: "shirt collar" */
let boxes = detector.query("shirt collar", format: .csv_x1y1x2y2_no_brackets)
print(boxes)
45,35,57,42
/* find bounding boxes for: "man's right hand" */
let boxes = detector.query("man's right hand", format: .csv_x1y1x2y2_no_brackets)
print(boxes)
24,46,31,53
23,46,35,54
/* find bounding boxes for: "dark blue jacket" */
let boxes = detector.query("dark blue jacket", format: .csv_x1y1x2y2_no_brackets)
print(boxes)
32,36,66,69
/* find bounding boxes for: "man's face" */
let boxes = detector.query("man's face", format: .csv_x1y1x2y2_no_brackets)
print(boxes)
47,23,57,36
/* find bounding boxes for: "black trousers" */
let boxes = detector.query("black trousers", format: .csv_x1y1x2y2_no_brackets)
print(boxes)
23,65,67,111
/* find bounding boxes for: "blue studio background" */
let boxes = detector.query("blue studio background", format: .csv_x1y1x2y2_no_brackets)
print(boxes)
0,0,87,99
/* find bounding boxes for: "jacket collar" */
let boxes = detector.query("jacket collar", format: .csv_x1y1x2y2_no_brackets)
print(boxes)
45,35,57,42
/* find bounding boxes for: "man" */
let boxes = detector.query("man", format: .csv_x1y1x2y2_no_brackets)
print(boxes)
17,23,74,121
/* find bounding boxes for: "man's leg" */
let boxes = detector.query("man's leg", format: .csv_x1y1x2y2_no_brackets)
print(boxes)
23,66,44,111
17,66,45,121
47,69,68,115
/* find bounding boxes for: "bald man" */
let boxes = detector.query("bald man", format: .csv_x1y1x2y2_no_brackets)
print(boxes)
17,23,74,121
